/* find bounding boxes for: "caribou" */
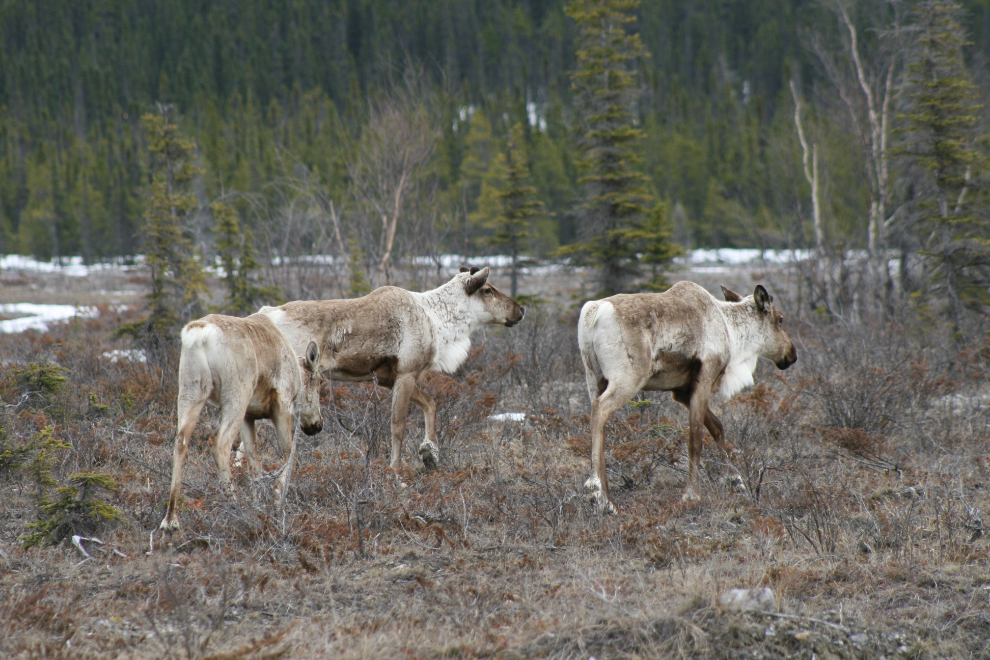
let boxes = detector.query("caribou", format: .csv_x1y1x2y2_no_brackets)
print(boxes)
258,266,524,469
160,313,323,532
578,282,797,513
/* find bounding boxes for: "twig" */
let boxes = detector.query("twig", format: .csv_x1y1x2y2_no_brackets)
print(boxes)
119,450,206,496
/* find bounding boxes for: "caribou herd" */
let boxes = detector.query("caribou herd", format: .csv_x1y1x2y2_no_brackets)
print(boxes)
161,267,795,531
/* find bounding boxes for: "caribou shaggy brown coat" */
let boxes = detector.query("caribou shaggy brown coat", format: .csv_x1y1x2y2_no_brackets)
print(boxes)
161,314,323,531
259,267,524,468
578,282,797,513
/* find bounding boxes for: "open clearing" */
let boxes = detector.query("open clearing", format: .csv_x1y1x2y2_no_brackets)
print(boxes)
1,258,989,659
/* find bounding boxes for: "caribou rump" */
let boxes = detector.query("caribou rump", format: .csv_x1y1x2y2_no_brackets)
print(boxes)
160,313,323,531
259,266,524,469
578,282,797,513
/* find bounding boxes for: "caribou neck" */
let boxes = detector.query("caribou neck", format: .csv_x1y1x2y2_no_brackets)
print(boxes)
716,302,763,398
415,281,481,373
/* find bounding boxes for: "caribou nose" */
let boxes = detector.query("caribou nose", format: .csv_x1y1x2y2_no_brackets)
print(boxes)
776,352,797,370
303,422,323,436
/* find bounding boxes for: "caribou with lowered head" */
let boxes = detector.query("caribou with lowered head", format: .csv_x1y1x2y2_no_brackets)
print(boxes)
259,266,524,469
578,282,797,513
160,313,323,532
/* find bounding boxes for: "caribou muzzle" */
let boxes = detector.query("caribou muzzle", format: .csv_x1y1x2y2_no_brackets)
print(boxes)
775,347,798,370
301,421,323,436
505,306,525,328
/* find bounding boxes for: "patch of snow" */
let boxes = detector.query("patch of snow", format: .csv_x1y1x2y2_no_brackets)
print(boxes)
0,303,98,334
102,349,148,364
489,412,527,422
1,254,142,277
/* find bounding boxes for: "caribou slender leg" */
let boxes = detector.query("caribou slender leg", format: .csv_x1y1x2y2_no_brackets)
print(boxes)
239,419,262,477
271,407,296,509
209,402,246,495
161,396,207,531
672,390,727,453
684,380,716,501
672,390,737,488
389,374,417,467
409,381,439,470
586,378,644,514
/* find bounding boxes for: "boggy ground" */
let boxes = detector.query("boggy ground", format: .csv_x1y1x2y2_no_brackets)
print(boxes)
1,295,990,659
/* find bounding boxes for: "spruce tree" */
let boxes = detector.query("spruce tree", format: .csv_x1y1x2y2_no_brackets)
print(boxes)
213,200,281,315
119,104,206,356
561,0,676,296
895,0,990,337
627,203,683,291
346,237,373,298
489,124,544,297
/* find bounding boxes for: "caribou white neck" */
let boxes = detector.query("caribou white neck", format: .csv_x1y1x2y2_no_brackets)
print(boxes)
415,281,482,374
718,303,763,398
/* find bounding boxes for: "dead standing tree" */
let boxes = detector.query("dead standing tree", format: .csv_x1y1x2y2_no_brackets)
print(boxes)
348,80,440,285
811,1,903,312
789,79,836,316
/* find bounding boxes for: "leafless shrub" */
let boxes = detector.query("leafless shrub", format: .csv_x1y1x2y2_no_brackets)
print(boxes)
144,563,230,660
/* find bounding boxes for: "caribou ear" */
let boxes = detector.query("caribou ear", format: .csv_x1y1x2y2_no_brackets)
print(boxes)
720,285,743,302
465,266,490,294
470,266,481,275
754,285,771,313
304,341,320,371
459,266,470,273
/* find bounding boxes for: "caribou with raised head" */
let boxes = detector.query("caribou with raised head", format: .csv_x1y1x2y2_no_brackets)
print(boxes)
259,266,524,469
160,313,323,531
578,282,797,513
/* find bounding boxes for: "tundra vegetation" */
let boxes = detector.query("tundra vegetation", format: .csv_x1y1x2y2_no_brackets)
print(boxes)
2,264,990,658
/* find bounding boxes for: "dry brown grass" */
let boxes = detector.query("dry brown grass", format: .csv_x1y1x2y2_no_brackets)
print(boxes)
1,304,989,659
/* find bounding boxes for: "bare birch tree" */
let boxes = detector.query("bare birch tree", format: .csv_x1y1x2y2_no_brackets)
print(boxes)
348,75,440,285
811,1,903,310
790,79,835,314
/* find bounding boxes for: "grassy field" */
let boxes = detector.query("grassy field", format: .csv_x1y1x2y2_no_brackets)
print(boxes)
1,277,989,659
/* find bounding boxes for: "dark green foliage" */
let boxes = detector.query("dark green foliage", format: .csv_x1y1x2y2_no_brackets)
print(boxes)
20,426,71,508
0,427,32,475
346,237,372,298
560,0,679,295
490,125,544,298
22,472,123,549
0,0,988,296
9,363,70,399
627,203,684,292
213,201,282,315
894,0,990,334
118,105,206,354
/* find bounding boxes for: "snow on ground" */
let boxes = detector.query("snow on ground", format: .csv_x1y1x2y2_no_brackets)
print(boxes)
101,349,148,364
488,412,527,422
0,303,98,334
0,254,142,277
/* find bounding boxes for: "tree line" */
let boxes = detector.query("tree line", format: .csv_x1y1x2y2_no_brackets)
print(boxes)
0,0,988,329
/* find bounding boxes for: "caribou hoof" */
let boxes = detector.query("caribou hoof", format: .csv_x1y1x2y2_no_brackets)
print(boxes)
159,516,180,533
419,442,439,471
584,477,617,515
595,496,617,515
724,474,747,493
